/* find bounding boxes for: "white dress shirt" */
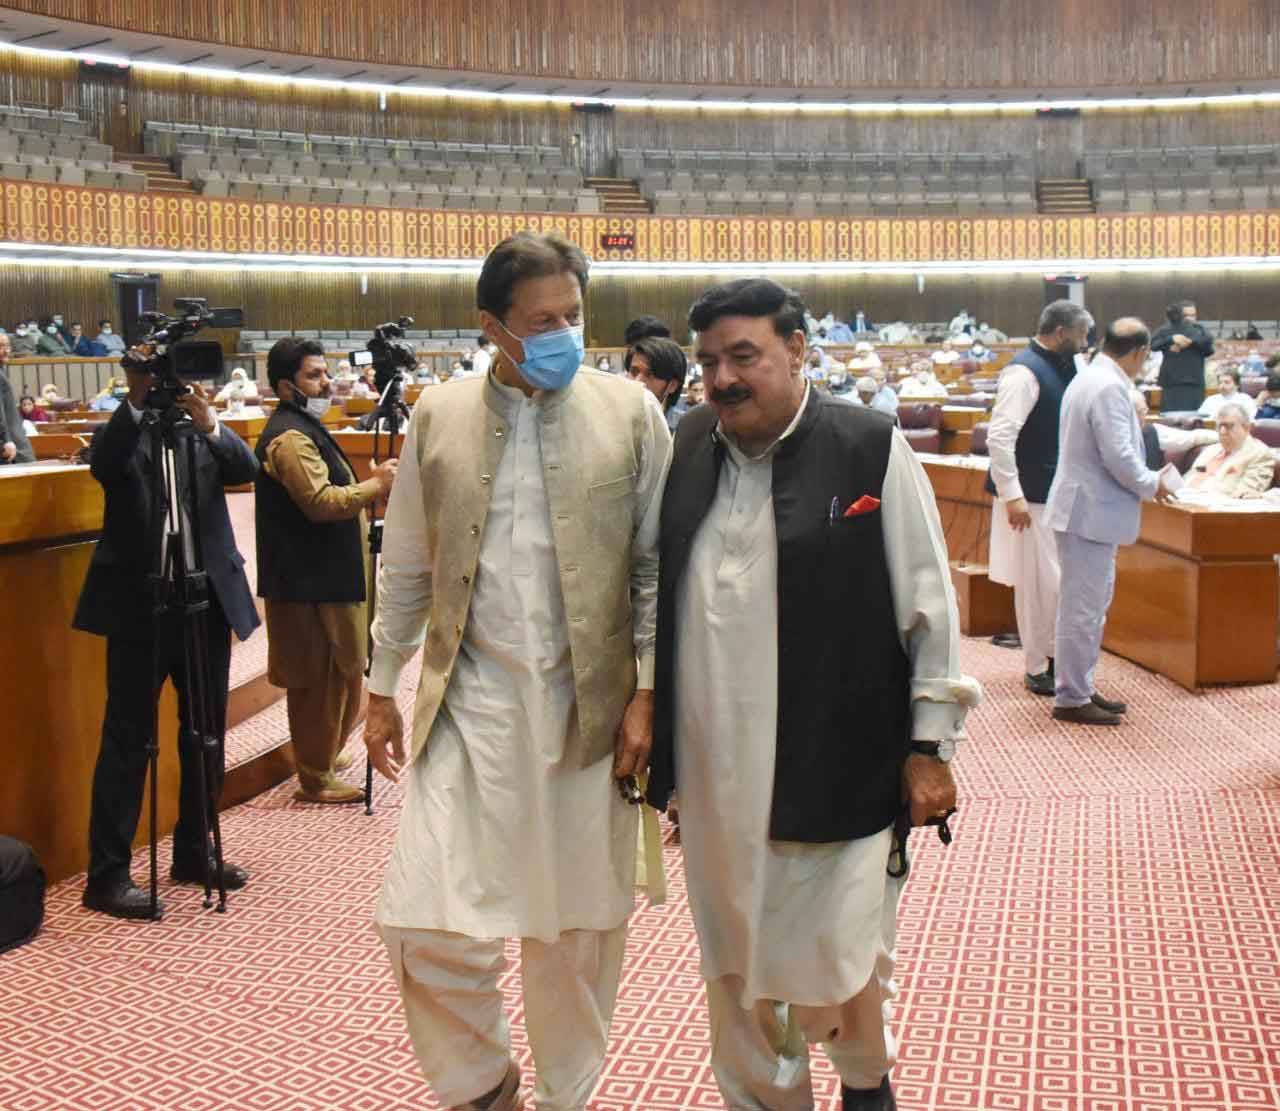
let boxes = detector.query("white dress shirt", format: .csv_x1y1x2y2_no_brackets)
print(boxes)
371,374,669,942
986,364,1038,503
674,387,980,1008
1198,391,1257,421
899,374,948,398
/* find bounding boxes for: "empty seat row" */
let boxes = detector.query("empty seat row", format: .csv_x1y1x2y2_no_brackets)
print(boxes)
1083,145,1280,176
619,147,1032,179
640,171,1032,198
1094,184,1280,214
652,190,1036,217
0,105,92,137
199,177,600,212
147,121,566,166
0,131,113,162
0,160,145,189
179,154,581,190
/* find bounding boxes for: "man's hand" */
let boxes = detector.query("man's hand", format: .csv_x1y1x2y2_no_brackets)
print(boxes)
176,382,216,434
903,752,957,828
1005,496,1032,532
613,689,654,780
372,457,399,498
363,693,406,783
1171,334,1191,351
1155,471,1177,503
1,441,15,462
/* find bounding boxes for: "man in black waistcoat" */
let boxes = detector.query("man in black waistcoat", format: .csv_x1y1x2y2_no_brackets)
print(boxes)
1151,300,1215,414
647,280,981,1111
256,339,397,803
75,362,260,920
984,300,1094,698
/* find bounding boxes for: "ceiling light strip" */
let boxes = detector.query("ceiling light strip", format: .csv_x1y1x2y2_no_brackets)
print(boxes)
5,38,1280,115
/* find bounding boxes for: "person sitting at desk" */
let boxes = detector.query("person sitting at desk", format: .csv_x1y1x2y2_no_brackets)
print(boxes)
88,378,128,413
36,321,72,356
1198,368,1257,422
215,368,260,404
1184,402,1276,498
10,322,36,355
852,374,899,416
969,341,997,364
931,338,961,368
19,395,49,424
899,361,949,398
1255,371,1280,420
1131,389,1217,469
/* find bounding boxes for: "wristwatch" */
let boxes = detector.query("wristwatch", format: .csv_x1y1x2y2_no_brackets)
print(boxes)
910,739,956,763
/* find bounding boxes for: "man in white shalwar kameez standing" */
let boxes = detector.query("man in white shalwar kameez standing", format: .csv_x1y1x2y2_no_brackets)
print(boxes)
985,301,1094,697
364,232,672,1111
647,279,981,1111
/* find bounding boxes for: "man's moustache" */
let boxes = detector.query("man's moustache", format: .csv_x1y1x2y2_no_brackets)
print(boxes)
712,386,752,405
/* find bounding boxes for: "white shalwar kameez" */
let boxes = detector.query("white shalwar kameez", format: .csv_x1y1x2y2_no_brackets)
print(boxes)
675,389,980,1108
369,374,668,1110
987,362,1060,677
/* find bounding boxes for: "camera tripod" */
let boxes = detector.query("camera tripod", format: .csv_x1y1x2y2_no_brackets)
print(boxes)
363,372,412,816
139,403,231,918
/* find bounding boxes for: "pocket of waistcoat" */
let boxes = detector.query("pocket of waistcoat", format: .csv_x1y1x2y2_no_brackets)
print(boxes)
588,472,638,502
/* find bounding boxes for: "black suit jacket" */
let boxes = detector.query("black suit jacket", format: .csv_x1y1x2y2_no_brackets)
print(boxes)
73,402,261,642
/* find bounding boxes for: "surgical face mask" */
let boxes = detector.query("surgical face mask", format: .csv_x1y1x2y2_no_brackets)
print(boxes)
303,395,331,419
46,326,58,335
102,327,112,334
112,386,128,398
498,321,584,391
599,360,611,372
53,316,62,325
15,327,25,336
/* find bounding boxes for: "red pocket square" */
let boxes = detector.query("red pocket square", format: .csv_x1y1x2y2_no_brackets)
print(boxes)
844,495,881,517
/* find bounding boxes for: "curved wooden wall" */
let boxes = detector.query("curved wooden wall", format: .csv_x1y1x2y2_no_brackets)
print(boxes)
4,0,1279,91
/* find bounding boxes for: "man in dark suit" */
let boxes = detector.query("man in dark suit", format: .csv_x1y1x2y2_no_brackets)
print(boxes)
74,363,261,919
1151,300,1214,414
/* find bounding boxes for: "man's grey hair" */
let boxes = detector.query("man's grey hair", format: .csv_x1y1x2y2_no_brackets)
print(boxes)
1217,401,1252,427
1037,299,1093,336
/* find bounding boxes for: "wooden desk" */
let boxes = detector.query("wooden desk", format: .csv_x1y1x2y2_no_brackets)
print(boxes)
330,429,402,480
921,454,1280,688
940,405,990,455
29,433,90,460
1110,502,1280,688
0,464,184,883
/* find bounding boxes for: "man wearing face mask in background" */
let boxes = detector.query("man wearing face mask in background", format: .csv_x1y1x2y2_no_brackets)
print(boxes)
11,322,36,355
256,338,398,804
363,232,672,1111
96,320,126,355
36,318,72,356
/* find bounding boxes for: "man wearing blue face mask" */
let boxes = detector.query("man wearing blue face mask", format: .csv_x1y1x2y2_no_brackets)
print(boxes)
256,338,398,804
364,232,673,1111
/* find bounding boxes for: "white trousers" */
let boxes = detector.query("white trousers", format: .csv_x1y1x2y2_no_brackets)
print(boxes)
704,876,902,1110
989,502,1060,676
1053,530,1118,708
378,923,627,1111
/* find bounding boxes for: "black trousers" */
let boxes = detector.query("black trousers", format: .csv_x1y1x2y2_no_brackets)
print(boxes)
86,599,232,889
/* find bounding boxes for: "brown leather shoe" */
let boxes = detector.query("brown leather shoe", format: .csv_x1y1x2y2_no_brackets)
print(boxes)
454,1063,521,1110
1053,702,1122,725
293,783,365,804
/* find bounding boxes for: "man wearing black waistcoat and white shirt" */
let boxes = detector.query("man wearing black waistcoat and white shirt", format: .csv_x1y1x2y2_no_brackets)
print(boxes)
984,300,1093,698
647,279,981,1111
75,363,260,919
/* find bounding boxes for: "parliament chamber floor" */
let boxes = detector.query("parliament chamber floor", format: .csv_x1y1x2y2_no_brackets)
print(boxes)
2,491,1278,1111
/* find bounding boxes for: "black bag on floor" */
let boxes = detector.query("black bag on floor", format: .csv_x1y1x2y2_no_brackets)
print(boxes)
0,836,45,953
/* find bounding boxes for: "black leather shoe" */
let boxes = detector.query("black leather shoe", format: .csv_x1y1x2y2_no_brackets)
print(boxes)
842,1076,897,1110
83,880,164,921
1052,702,1122,725
1024,670,1055,696
991,632,1022,649
169,858,250,890
1091,691,1127,714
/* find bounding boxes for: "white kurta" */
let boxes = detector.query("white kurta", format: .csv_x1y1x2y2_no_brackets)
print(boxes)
987,362,1059,676
370,375,669,943
674,390,980,1010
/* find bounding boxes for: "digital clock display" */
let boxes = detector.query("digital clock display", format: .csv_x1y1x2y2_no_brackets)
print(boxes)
599,233,636,250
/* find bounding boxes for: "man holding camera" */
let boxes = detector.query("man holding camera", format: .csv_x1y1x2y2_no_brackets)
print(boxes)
75,361,260,920
256,338,397,804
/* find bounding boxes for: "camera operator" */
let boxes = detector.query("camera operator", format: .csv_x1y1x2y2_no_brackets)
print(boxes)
257,339,398,804
74,360,261,920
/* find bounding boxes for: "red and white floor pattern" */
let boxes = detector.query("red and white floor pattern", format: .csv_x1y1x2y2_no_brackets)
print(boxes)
3,639,1279,1110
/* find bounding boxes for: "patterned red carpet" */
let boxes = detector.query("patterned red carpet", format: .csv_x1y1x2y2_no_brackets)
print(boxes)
3,639,1279,1110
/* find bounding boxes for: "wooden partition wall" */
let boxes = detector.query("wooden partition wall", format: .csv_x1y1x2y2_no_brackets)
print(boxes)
4,0,1274,92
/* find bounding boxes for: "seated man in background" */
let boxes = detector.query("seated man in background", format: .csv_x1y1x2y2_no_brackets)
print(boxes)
852,374,899,415
1255,371,1280,420
969,340,997,364
68,322,101,357
976,321,1008,344
1185,402,1276,498
899,360,949,398
1198,367,1257,422
846,339,882,370
96,319,126,355
1242,350,1267,375
931,338,961,368
89,377,128,412
10,322,36,355
36,320,72,356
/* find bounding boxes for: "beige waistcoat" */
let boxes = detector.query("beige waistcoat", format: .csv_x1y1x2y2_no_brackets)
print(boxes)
408,368,647,766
